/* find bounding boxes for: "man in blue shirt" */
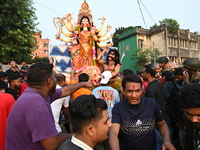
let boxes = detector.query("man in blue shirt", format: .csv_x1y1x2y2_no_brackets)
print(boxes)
92,71,120,119
108,74,175,150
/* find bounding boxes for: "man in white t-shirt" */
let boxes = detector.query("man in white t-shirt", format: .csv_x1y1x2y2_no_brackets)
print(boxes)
51,74,70,132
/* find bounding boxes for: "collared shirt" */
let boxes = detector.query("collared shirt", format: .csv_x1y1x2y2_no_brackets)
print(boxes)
71,135,93,150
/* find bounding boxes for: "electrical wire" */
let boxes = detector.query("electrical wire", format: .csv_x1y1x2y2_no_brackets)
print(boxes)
139,0,157,25
137,0,147,29
33,0,63,17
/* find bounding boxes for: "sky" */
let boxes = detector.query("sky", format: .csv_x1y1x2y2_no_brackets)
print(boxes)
33,0,200,46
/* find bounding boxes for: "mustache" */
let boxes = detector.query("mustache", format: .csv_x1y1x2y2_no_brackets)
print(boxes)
108,56,114,60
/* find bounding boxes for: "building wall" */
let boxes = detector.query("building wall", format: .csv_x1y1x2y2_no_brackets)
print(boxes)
148,31,167,56
118,34,137,72
33,33,50,58
136,26,200,66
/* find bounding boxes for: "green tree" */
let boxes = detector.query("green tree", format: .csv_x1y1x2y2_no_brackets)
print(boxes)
150,18,180,33
31,57,49,63
131,48,162,70
113,26,136,47
0,0,39,61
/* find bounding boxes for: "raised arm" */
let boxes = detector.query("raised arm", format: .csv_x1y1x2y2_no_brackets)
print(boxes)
109,123,120,150
96,46,109,61
56,37,73,43
61,30,74,38
156,121,175,150
63,13,75,33
97,34,113,42
111,64,121,78
97,25,112,38
96,17,106,33
60,82,93,98
97,42,113,48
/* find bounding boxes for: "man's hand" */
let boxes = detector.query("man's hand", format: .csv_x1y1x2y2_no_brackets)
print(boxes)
162,141,176,150
183,71,190,84
83,82,94,89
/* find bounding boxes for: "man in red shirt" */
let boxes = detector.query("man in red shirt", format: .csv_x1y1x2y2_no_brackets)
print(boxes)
0,80,15,150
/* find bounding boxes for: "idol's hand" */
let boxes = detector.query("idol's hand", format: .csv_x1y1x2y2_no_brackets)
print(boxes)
91,27,96,35
65,13,73,21
101,17,106,23
107,25,112,31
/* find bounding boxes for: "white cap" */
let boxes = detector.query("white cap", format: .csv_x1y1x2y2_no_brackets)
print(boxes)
100,71,112,84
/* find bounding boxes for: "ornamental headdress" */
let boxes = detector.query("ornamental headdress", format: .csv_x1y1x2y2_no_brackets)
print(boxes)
78,0,93,24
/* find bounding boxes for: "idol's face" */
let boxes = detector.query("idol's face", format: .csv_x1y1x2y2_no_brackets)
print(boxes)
108,51,116,61
81,18,89,27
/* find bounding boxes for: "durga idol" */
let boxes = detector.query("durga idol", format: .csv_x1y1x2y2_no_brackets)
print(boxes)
53,1,113,75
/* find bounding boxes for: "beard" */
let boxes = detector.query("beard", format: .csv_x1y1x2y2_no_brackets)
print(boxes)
188,120,200,129
49,83,56,95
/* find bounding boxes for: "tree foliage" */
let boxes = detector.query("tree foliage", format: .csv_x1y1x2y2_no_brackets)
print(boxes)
31,57,49,63
131,48,162,70
150,18,179,33
113,26,136,47
0,0,39,61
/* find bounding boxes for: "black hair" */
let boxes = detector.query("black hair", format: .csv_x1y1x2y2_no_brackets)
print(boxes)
180,84,200,109
55,74,66,84
144,64,156,77
0,71,9,79
161,71,174,81
10,60,18,64
0,79,7,89
9,74,21,83
80,16,91,31
123,69,134,76
122,74,142,90
174,68,183,76
69,95,107,133
27,62,53,87
136,69,143,76
78,73,89,82
106,49,120,66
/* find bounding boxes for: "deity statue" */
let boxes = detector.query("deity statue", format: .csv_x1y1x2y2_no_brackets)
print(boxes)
53,1,113,77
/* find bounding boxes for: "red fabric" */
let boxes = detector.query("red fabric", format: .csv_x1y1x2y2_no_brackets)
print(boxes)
19,82,29,96
0,93,15,150
142,80,148,91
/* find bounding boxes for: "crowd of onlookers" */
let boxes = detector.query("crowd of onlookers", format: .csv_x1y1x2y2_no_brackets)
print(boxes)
1,57,200,150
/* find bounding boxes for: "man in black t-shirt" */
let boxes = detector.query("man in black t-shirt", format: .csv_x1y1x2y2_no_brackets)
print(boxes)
5,60,21,77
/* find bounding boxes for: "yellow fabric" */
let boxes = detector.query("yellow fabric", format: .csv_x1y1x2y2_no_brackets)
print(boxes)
108,78,122,91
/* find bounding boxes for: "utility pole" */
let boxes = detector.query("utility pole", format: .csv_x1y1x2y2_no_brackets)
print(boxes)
153,42,156,67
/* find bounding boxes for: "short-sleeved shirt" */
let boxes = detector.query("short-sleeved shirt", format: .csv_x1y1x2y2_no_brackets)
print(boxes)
6,87,62,150
92,85,120,119
5,68,21,77
112,97,163,150
0,93,15,150
51,85,70,132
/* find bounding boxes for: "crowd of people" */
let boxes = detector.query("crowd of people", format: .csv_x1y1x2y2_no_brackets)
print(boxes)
0,56,200,150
